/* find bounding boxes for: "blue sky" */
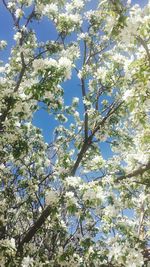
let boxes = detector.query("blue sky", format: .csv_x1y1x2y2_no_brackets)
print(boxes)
0,0,148,158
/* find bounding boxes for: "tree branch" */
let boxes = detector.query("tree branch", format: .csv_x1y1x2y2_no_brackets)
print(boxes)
116,161,150,182
70,135,92,176
136,36,150,67
81,78,88,140
16,85,123,252
17,205,52,252
71,101,123,176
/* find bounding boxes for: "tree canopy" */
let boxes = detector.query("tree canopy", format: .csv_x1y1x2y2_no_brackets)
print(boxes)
0,0,150,266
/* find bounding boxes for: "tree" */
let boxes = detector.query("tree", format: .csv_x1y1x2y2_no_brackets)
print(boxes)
0,0,150,266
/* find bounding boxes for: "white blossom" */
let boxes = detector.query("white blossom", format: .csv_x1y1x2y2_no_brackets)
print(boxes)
32,58,57,72
9,238,16,250
22,256,33,267
72,97,79,105
65,176,82,187
7,2,15,9
45,190,58,205
96,67,107,83
13,32,22,41
43,3,58,16
122,90,133,100
126,249,144,267
0,40,7,49
15,8,24,18
104,205,119,217
58,57,72,79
